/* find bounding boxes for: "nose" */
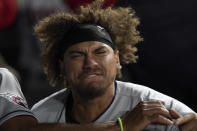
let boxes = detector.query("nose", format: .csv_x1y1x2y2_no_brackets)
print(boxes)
83,55,99,70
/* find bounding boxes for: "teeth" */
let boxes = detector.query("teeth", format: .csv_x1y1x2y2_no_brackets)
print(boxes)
88,74,96,77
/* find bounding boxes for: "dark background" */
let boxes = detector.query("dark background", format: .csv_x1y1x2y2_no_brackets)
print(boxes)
118,0,197,111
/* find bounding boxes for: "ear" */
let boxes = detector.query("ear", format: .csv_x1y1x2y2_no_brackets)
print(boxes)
114,50,121,69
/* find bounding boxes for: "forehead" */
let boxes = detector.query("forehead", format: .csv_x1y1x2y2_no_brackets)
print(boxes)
65,41,113,52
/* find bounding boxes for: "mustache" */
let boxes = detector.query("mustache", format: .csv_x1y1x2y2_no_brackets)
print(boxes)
78,68,104,79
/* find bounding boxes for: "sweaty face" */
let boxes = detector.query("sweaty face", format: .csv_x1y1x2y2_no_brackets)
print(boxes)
60,41,120,99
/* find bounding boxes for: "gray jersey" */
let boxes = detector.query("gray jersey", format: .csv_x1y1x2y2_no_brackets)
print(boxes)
0,68,35,125
32,81,194,131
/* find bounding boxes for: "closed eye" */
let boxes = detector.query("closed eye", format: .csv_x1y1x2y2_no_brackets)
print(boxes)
70,54,83,58
69,51,84,58
96,50,106,54
94,46,108,55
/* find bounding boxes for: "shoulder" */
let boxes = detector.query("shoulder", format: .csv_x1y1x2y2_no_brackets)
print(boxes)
0,68,28,108
31,88,68,122
0,68,35,125
0,68,15,78
116,80,156,98
116,81,194,114
0,68,21,94
0,68,16,86
32,88,68,110
0,96,34,125
116,80,177,102
113,81,158,112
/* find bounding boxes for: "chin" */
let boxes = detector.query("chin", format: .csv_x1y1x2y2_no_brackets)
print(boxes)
82,77,104,85
76,80,110,99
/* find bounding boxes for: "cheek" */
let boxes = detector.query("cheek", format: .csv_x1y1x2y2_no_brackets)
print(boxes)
102,55,117,74
64,60,83,78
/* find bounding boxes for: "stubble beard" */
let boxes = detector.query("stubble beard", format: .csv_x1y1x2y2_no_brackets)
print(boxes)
70,75,116,100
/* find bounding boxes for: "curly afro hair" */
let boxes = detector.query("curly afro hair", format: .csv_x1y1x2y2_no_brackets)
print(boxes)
34,0,143,87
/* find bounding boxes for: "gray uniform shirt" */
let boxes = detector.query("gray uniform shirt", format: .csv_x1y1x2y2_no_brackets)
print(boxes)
0,68,35,125
32,81,195,130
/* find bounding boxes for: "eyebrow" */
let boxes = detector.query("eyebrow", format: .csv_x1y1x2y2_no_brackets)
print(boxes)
94,46,108,52
67,50,85,56
68,45,108,54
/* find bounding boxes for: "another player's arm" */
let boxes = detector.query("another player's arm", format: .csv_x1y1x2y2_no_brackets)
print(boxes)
0,101,175,131
0,115,120,131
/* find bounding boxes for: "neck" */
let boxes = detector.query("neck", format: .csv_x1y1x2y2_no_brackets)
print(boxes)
71,82,115,124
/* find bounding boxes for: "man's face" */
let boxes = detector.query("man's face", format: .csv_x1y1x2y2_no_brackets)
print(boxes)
60,41,120,99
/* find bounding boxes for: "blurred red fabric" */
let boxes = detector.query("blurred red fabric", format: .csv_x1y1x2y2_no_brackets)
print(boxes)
0,0,18,29
66,0,118,11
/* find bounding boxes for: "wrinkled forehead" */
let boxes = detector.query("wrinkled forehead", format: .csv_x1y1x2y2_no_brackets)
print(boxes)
65,41,113,52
